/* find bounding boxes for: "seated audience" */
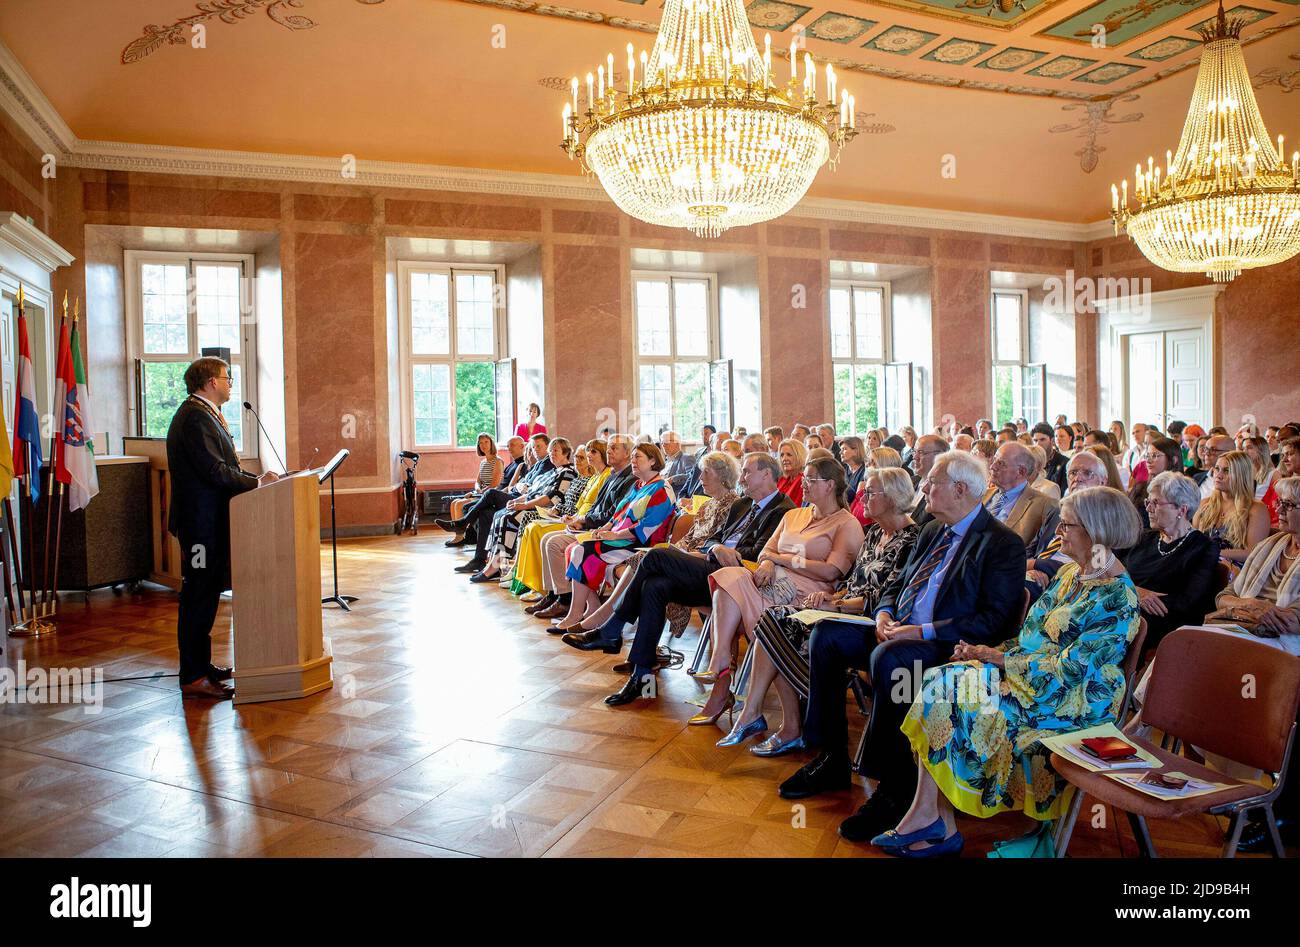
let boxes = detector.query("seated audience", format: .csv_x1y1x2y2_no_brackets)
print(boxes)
1281,436,1300,479
984,442,1058,546
899,425,917,469
790,423,811,442
471,437,578,581
660,430,696,494
530,435,636,620
1196,434,1236,497
776,438,807,506
1025,449,1110,598
553,443,675,628
572,451,740,638
1025,444,1060,500
717,467,919,753
804,433,824,452
851,447,905,525
817,423,841,462
1121,471,1219,651
1032,422,1069,493
777,452,1026,844
1193,450,1271,566
908,435,949,526
1128,436,1181,529
970,438,996,464
953,432,974,453
1243,435,1280,527
1084,444,1124,491
515,439,610,601
722,438,744,460
689,455,864,724
764,426,784,453
871,486,1139,856
694,424,717,464
1208,474,1299,643
589,453,793,678
841,435,867,498
742,432,768,455
447,433,506,533
866,429,883,451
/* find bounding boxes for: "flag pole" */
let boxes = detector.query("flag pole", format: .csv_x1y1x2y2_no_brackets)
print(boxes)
48,298,78,616
40,294,68,611
1,500,17,628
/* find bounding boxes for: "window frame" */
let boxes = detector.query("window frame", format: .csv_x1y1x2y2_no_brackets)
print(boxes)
989,288,1047,427
125,249,258,460
829,279,893,436
397,260,507,451
631,270,720,443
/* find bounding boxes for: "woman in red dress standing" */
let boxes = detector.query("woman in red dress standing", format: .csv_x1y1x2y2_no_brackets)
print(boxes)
515,402,547,440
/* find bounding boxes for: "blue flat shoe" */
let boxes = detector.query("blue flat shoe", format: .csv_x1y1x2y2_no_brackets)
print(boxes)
892,831,964,859
717,715,767,747
870,816,947,850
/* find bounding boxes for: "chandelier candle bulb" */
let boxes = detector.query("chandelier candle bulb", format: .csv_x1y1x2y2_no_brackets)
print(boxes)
587,73,594,109
598,65,604,100
627,43,634,92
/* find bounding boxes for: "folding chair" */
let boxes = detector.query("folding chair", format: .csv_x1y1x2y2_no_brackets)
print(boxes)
1051,627,1300,858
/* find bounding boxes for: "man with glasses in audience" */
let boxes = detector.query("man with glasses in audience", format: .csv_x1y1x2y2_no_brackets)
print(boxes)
908,434,950,523
660,430,695,495
1025,450,1107,598
984,442,1057,545
778,451,1026,843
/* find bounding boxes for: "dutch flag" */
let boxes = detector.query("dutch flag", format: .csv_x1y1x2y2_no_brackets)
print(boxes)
13,302,43,502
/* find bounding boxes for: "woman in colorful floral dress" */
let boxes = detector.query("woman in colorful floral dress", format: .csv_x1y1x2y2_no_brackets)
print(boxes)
875,486,1141,857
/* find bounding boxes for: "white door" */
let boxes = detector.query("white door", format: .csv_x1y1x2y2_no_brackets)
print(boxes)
1165,328,1206,429
1127,332,1165,428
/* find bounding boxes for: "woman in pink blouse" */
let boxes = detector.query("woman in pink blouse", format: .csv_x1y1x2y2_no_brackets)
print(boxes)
515,402,547,440
691,455,865,725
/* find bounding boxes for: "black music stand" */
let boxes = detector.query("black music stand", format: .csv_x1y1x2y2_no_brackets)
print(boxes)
318,449,357,611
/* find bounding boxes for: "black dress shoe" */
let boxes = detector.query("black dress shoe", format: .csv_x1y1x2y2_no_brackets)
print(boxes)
444,535,468,547
1236,816,1296,853
524,594,557,615
208,665,234,681
469,570,496,583
561,630,621,654
839,792,904,843
778,752,851,800
612,653,671,675
605,672,651,706
435,517,466,532
454,559,486,574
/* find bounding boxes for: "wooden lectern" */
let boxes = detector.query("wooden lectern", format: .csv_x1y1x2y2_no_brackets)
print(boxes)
229,472,333,704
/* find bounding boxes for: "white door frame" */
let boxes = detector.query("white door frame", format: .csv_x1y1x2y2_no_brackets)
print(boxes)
1096,285,1221,431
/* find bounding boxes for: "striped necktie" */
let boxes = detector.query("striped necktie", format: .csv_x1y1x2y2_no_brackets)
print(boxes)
989,490,1012,519
894,527,956,623
725,500,762,544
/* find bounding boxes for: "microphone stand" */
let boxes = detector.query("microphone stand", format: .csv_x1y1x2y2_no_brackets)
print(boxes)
317,449,357,611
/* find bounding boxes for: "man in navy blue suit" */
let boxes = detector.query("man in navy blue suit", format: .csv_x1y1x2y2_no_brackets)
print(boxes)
776,451,1027,843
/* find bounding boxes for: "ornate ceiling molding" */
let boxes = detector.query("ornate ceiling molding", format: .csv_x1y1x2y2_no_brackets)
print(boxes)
121,0,388,64
1048,93,1144,172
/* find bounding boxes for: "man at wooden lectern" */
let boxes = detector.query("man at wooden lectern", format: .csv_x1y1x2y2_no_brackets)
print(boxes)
167,357,278,699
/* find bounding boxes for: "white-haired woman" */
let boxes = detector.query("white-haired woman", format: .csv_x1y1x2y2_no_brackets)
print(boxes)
717,467,920,752
875,486,1141,857
573,451,740,637
1119,471,1219,651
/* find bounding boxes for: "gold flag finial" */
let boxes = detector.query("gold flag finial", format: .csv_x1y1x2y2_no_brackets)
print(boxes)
62,290,68,316
73,298,80,322
16,283,23,308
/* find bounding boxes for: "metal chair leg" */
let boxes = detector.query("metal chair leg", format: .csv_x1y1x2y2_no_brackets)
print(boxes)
1127,812,1159,857
1221,810,1247,858
1053,787,1085,857
1262,807,1286,858
733,637,755,705
689,614,712,674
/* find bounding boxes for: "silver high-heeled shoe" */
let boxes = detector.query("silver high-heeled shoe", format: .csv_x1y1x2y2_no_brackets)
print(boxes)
716,715,767,748
750,733,806,757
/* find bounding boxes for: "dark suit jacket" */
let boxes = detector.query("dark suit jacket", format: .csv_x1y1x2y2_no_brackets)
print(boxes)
877,506,1026,645
700,491,795,563
912,493,934,528
1042,450,1069,494
166,398,259,584
580,464,637,529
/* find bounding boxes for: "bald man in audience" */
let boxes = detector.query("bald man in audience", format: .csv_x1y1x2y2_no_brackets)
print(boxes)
952,432,974,453
742,432,769,454
984,441,1058,545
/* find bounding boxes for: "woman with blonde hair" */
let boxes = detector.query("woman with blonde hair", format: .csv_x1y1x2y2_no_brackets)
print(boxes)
1193,450,1271,566
448,433,504,524
776,438,807,506
1244,435,1281,527
1109,419,1128,457
1025,443,1060,501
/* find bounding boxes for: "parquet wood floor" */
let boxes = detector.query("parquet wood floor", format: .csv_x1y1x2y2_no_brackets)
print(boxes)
0,532,1285,858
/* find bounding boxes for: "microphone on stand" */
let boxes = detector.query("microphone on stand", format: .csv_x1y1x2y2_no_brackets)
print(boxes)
306,447,320,472
243,400,288,473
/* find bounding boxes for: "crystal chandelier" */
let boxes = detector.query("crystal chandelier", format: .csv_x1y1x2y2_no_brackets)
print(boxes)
560,0,858,238
1111,4,1300,282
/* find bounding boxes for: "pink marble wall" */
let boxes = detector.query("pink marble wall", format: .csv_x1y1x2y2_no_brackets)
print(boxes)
932,264,991,425
293,231,380,477
0,110,50,229
766,256,827,427
550,242,625,442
